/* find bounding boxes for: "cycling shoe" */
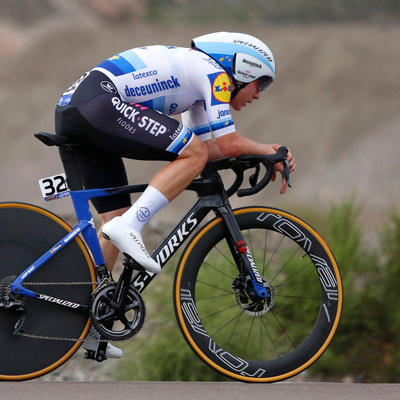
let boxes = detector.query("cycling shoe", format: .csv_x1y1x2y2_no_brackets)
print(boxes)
82,327,123,358
102,217,161,274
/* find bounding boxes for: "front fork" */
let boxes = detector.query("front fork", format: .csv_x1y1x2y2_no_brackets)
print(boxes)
217,206,268,298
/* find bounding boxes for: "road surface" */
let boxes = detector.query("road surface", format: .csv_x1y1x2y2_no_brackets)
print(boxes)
1,382,399,400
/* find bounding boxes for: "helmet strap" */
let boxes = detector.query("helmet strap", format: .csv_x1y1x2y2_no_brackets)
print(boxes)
230,80,249,100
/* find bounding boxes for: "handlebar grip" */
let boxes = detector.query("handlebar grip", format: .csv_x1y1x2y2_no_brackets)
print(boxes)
236,146,290,197
226,168,244,197
237,166,274,197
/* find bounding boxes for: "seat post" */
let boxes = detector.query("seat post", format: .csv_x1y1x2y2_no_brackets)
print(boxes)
58,147,84,191
34,132,85,192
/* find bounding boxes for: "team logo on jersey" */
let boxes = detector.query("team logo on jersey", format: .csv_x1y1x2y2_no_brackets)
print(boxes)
211,73,231,104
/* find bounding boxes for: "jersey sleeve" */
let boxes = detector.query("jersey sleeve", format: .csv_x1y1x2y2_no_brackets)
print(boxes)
203,71,235,139
184,52,236,140
181,103,212,141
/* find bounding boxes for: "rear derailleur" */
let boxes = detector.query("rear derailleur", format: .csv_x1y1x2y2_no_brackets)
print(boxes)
0,275,27,335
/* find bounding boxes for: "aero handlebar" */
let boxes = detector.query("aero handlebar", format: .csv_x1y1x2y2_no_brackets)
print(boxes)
202,146,291,197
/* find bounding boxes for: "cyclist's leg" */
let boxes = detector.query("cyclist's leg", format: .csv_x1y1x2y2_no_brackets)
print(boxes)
100,135,209,273
56,71,208,271
149,134,208,201
97,207,130,269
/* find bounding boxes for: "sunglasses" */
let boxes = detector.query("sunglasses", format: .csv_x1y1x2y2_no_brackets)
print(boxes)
259,76,273,92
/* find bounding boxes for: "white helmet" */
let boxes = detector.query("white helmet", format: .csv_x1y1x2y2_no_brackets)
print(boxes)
192,31,276,95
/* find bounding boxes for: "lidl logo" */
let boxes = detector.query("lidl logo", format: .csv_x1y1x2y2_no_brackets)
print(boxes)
212,73,231,104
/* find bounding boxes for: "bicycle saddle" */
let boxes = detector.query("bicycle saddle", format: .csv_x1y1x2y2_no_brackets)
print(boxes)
34,131,77,148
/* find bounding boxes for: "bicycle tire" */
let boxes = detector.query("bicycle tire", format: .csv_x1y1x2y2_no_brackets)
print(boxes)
0,202,96,381
174,206,343,383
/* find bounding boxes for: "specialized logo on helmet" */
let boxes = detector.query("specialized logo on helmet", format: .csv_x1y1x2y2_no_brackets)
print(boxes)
212,73,231,104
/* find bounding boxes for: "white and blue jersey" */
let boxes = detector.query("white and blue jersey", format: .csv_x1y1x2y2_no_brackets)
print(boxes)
55,46,238,214
59,46,236,142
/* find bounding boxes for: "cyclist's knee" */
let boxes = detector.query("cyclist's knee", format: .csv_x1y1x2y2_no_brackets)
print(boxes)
179,135,208,173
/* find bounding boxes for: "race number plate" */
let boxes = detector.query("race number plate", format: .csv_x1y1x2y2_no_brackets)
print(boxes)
39,173,71,201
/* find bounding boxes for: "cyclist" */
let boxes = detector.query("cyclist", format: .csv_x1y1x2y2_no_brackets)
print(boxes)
55,32,295,356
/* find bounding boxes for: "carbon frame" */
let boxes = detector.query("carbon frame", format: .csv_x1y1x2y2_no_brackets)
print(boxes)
11,171,252,309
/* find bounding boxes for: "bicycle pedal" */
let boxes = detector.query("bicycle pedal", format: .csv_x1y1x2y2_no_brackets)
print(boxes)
95,350,107,362
123,255,145,271
84,350,96,360
95,341,108,362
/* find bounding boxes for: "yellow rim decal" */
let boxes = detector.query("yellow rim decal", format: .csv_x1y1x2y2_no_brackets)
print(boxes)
0,203,96,380
174,207,343,382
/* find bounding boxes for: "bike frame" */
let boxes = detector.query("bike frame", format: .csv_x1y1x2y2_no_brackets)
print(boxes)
11,168,268,310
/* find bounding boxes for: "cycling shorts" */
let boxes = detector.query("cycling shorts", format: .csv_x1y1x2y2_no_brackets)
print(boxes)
55,70,193,214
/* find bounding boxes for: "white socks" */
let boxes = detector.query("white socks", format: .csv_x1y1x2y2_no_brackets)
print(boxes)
120,185,169,236
102,186,168,273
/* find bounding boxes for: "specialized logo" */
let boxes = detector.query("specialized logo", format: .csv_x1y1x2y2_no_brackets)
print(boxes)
100,81,117,94
168,102,178,115
233,40,273,62
37,294,80,309
212,73,231,104
137,207,150,222
246,250,263,284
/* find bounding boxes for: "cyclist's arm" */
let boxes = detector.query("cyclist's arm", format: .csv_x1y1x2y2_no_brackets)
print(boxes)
208,131,295,194
215,131,277,158
216,131,295,170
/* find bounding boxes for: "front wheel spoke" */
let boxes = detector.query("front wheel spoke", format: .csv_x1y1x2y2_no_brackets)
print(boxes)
269,244,302,284
196,292,235,302
209,309,243,340
242,315,256,356
274,293,321,301
196,279,234,296
273,260,315,288
270,308,297,350
209,244,237,273
199,300,240,321
263,234,285,275
260,316,281,358
274,278,320,289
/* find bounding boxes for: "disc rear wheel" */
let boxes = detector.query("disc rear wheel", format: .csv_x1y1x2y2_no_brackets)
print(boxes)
0,202,96,381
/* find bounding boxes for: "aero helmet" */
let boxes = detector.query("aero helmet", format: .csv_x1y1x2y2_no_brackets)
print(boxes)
192,32,276,98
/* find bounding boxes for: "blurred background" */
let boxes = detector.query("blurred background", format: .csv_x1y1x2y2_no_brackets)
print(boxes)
1,0,400,383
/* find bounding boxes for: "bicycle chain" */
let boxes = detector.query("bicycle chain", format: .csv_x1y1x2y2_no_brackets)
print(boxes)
17,332,111,342
17,280,113,342
23,281,96,286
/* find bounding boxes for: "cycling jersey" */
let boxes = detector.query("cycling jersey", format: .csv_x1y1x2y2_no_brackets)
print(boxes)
58,46,236,141
55,46,237,214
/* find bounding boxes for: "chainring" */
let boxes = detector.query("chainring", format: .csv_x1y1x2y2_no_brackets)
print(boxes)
90,283,146,341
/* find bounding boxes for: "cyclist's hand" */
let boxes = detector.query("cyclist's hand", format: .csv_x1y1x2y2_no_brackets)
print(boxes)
271,170,289,194
269,144,295,194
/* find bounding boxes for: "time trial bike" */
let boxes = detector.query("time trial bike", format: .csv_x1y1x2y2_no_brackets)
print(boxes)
0,132,343,382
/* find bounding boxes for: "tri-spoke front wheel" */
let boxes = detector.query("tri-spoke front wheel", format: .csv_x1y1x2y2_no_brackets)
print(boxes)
174,207,342,383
